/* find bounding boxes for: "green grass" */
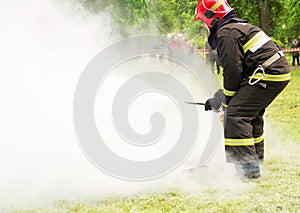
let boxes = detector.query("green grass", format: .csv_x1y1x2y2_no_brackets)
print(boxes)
14,69,300,213
266,68,300,142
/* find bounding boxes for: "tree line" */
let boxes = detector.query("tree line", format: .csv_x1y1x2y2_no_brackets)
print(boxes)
76,0,300,48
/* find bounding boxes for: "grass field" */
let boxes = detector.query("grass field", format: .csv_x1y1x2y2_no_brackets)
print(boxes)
19,69,300,213
266,67,300,142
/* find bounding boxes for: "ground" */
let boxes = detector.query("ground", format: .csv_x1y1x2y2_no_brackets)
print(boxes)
16,68,300,213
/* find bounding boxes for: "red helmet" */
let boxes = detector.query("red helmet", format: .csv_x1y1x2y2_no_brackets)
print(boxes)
194,0,233,28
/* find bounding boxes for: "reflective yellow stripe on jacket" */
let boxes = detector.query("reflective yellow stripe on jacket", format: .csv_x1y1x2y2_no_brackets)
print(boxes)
243,31,271,54
243,31,290,82
222,102,228,108
223,89,236,97
250,73,291,82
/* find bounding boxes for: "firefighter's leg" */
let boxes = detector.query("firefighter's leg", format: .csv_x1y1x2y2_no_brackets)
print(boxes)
224,114,259,163
224,82,288,178
252,109,265,161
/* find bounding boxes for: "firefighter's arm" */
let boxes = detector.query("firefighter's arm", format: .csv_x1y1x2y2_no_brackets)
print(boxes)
217,33,244,106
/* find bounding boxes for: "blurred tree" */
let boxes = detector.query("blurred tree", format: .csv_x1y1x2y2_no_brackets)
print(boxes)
284,0,300,44
152,0,207,47
229,0,283,35
77,0,151,35
75,0,299,46
230,0,300,46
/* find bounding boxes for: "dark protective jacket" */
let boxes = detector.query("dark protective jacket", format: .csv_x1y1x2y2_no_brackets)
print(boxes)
216,22,290,104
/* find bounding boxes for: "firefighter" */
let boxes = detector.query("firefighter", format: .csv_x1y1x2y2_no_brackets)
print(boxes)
194,0,290,179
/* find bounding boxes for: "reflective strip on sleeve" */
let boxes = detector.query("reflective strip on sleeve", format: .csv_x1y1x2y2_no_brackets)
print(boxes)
222,102,228,107
210,0,225,11
254,135,264,144
243,31,271,54
262,51,284,69
225,138,255,146
223,89,236,97
249,73,291,82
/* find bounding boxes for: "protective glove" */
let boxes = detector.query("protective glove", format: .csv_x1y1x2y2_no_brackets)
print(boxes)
205,89,225,112
204,99,212,111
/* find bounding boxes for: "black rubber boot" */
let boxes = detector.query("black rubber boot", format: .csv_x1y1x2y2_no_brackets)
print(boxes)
235,162,261,180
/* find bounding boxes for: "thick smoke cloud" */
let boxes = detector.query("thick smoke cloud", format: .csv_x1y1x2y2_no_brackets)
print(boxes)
0,0,231,211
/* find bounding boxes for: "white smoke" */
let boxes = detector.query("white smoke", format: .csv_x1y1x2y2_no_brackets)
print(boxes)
0,0,234,211
0,0,118,210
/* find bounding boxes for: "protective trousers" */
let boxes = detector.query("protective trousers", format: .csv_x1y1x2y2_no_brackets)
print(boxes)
224,82,289,164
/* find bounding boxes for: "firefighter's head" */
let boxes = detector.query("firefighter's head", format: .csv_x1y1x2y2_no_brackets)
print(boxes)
194,0,233,28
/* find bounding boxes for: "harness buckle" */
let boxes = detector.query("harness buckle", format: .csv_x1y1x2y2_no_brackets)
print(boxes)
248,65,265,85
